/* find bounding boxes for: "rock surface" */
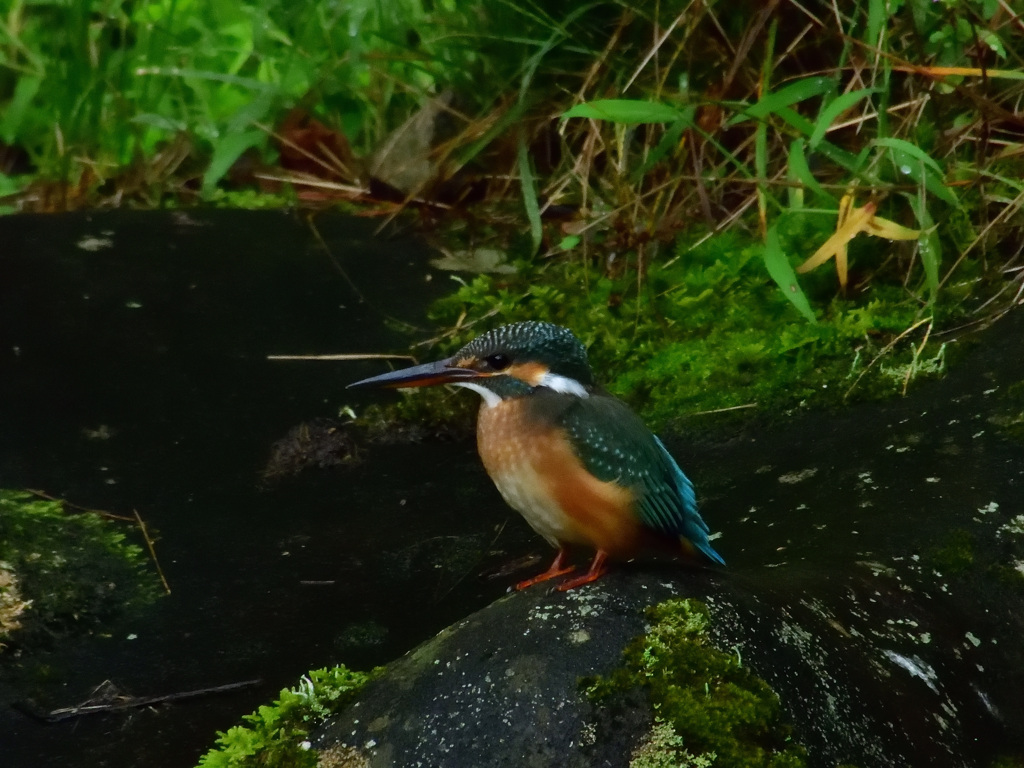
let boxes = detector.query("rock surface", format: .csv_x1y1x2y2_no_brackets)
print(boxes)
313,311,1024,768
313,562,1023,767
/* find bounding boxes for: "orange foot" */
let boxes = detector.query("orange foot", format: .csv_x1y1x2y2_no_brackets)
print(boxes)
555,551,608,592
515,547,575,590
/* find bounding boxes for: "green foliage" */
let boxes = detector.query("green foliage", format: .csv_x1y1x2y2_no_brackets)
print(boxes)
0,0,470,190
546,0,1024,317
630,718,716,768
426,228,946,430
587,598,807,768
566,66,961,311
905,0,1010,66
0,489,161,646
198,665,379,768
562,100,689,124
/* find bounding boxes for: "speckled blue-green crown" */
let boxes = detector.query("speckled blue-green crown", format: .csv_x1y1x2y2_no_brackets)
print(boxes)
456,321,594,385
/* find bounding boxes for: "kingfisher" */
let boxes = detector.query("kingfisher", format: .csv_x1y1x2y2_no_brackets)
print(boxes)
348,321,725,591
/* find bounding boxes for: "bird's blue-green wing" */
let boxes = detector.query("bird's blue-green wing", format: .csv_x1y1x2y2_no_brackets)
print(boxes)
557,393,725,565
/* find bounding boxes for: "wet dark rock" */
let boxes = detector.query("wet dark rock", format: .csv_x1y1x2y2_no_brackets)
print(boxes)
313,309,1024,768
262,418,361,482
3,209,1024,768
313,556,1024,768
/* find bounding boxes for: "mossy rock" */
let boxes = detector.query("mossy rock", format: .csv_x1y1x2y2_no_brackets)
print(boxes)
585,598,807,768
0,489,162,651
308,566,1010,767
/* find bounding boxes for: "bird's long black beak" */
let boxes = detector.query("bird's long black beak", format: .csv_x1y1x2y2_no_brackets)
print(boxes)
347,358,481,390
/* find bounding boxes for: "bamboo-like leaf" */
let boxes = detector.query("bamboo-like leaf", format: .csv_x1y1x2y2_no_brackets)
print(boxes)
136,66,278,91
787,139,829,204
562,99,686,124
773,106,862,172
834,195,854,290
866,0,886,49
873,137,944,175
878,138,959,207
795,194,922,291
756,118,768,229
0,76,42,143
810,88,876,149
906,192,941,304
631,110,693,180
764,224,817,323
727,77,835,125
863,216,921,240
796,200,875,276
202,130,265,197
517,134,542,256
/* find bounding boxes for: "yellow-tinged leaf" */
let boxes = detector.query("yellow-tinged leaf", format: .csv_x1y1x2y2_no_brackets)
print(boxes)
796,201,876,274
894,65,1024,81
832,194,855,287
864,216,920,240
837,193,854,227
835,243,848,290
796,196,922,292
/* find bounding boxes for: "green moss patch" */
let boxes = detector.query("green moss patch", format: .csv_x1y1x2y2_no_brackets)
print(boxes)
586,598,807,768
419,229,946,432
922,530,976,576
0,489,162,650
198,665,380,768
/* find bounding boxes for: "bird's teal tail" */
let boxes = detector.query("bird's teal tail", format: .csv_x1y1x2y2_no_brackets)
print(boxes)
653,436,726,566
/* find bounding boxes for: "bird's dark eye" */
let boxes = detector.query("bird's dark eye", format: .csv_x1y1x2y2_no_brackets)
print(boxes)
486,353,511,371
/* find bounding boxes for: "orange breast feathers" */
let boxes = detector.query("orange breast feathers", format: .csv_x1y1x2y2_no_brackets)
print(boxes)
476,399,646,557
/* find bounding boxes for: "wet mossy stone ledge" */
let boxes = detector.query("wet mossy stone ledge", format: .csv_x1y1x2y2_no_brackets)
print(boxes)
311,563,1023,768
306,311,1024,768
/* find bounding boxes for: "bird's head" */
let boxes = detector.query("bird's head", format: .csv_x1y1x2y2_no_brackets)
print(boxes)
348,321,594,406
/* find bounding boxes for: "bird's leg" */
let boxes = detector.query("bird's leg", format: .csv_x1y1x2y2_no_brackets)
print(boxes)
555,550,608,591
515,546,575,590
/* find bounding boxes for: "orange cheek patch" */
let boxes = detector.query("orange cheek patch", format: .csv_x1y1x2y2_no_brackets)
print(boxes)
508,361,548,387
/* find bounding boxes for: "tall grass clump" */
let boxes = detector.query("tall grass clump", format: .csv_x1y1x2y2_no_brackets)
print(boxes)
0,0,479,205
2,0,1023,373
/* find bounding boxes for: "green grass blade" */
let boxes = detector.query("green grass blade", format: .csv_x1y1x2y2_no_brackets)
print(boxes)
764,223,817,323
973,168,1024,194
755,121,768,183
756,117,768,221
631,113,693,181
787,139,830,204
562,99,686,124
517,133,542,256
135,67,280,93
455,102,527,169
690,124,781,213
0,76,42,144
810,88,876,149
202,130,265,198
727,77,835,126
905,191,941,305
773,106,863,172
873,137,944,175
877,138,959,207
756,16,777,224
867,0,886,49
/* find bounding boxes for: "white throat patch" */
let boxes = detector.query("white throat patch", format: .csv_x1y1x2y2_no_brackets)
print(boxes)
454,381,503,408
538,372,589,398
454,371,588,407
